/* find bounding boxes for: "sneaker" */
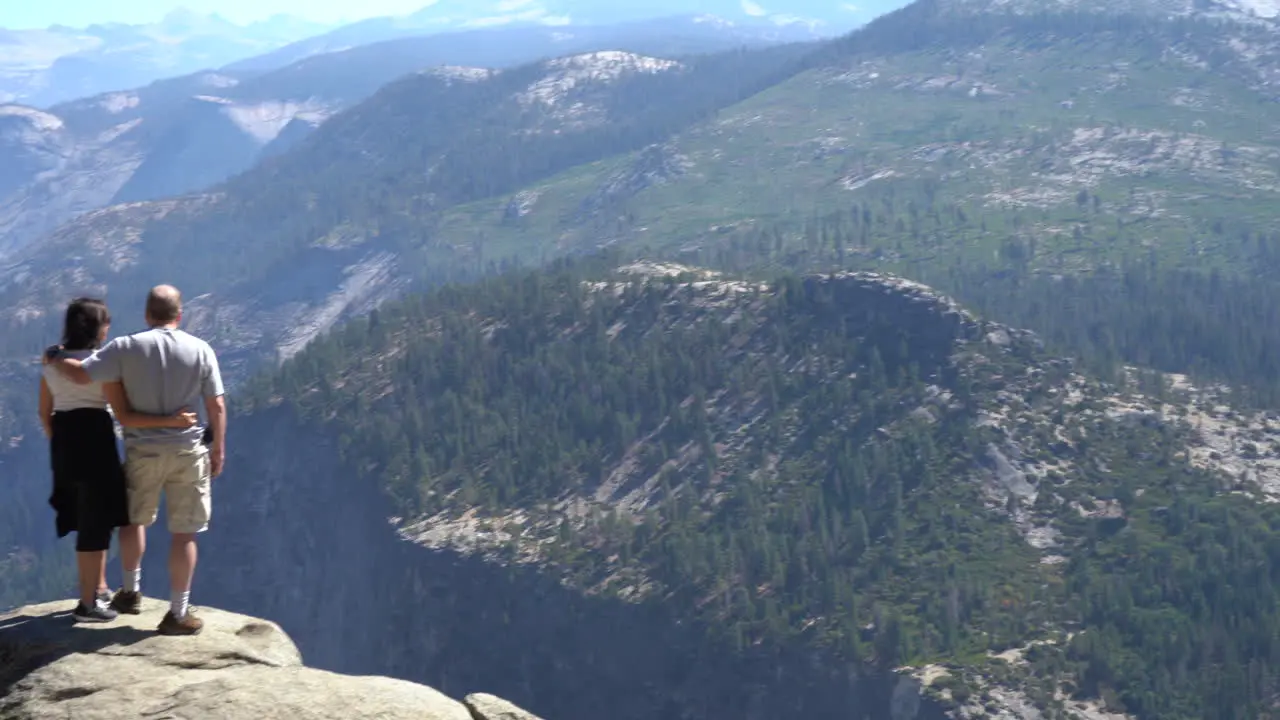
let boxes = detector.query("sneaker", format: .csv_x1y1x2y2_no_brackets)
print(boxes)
157,611,203,636
110,590,143,615
68,591,113,616
73,601,119,624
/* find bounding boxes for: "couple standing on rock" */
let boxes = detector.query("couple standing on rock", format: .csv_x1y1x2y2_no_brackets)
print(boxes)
39,285,226,636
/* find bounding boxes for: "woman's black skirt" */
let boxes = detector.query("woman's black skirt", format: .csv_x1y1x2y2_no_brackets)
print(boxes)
48,408,130,552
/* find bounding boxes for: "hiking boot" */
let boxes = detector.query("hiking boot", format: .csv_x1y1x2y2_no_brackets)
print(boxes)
73,601,118,624
157,611,203,636
110,590,143,615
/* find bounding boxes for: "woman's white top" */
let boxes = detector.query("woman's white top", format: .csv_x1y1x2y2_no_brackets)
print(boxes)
43,349,108,412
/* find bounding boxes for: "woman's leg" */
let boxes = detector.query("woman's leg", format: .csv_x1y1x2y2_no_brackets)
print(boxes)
76,550,106,607
74,515,113,608
98,538,111,596
63,409,126,618
73,523,117,621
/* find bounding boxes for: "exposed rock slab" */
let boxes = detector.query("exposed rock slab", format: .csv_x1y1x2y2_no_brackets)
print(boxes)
466,693,547,720
0,599,528,720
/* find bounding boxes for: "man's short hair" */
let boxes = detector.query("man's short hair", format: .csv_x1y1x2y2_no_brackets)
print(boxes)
146,285,182,324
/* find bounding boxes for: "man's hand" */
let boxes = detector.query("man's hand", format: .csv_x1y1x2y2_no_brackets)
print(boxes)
169,408,199,428
46,355,92,385
203,394,226,480
209,446,225,478
39,376,53,439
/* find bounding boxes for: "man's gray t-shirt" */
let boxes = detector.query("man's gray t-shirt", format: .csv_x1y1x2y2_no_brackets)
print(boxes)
82,327,224,447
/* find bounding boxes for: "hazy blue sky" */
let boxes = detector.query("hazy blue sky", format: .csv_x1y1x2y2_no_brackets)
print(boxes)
3,0,431,29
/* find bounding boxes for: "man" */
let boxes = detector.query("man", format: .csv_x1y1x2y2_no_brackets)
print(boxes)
48,285,225,636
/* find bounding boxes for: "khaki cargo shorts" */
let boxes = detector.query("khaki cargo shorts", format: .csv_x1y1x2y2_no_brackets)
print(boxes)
123,442,212,534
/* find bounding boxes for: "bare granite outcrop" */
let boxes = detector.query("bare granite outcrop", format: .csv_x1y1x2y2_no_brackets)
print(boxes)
0,598,544,720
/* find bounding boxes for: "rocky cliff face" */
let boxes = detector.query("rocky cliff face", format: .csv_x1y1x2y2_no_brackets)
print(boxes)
0,92,326,260
0,598,542,720
0,63,394,260
0,104,143,259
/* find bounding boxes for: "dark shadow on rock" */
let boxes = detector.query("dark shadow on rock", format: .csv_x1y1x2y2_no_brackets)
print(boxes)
0,610,153,696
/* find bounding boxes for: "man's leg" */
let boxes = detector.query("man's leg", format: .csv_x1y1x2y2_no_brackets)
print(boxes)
169,533,197,620
113,447,164,615
118,524,145,591
157,447,210,636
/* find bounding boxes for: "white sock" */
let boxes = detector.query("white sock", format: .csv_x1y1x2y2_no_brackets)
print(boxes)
170,590,190,619
124,568,142,593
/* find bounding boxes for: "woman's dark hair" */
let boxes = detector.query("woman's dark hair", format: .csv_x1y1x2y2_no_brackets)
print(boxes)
61,298,111,351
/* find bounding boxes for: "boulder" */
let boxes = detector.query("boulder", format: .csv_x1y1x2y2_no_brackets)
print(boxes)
0,598,539,720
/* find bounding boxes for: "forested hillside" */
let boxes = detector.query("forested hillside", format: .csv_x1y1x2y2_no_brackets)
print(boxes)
659,199,1280,410
438,8,1280,277
237,258,1280,720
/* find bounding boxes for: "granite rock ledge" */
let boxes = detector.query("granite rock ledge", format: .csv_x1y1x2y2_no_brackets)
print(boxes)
0,598,544,720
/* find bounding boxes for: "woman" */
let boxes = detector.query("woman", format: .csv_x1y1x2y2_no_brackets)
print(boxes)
39,297,196,623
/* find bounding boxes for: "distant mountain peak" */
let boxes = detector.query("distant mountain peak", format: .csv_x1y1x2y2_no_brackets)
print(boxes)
161,6,204,22
545,50,681,72
0,8,336,107
520,51,682,108
691,13,738,27
157,6,236,33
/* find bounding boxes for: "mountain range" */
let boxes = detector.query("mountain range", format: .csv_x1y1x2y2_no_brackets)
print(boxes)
1,2,863,110
0,9,334,107
223,1,864,72
6,0,1280,375
5,0,1280,716
0,15,815,260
